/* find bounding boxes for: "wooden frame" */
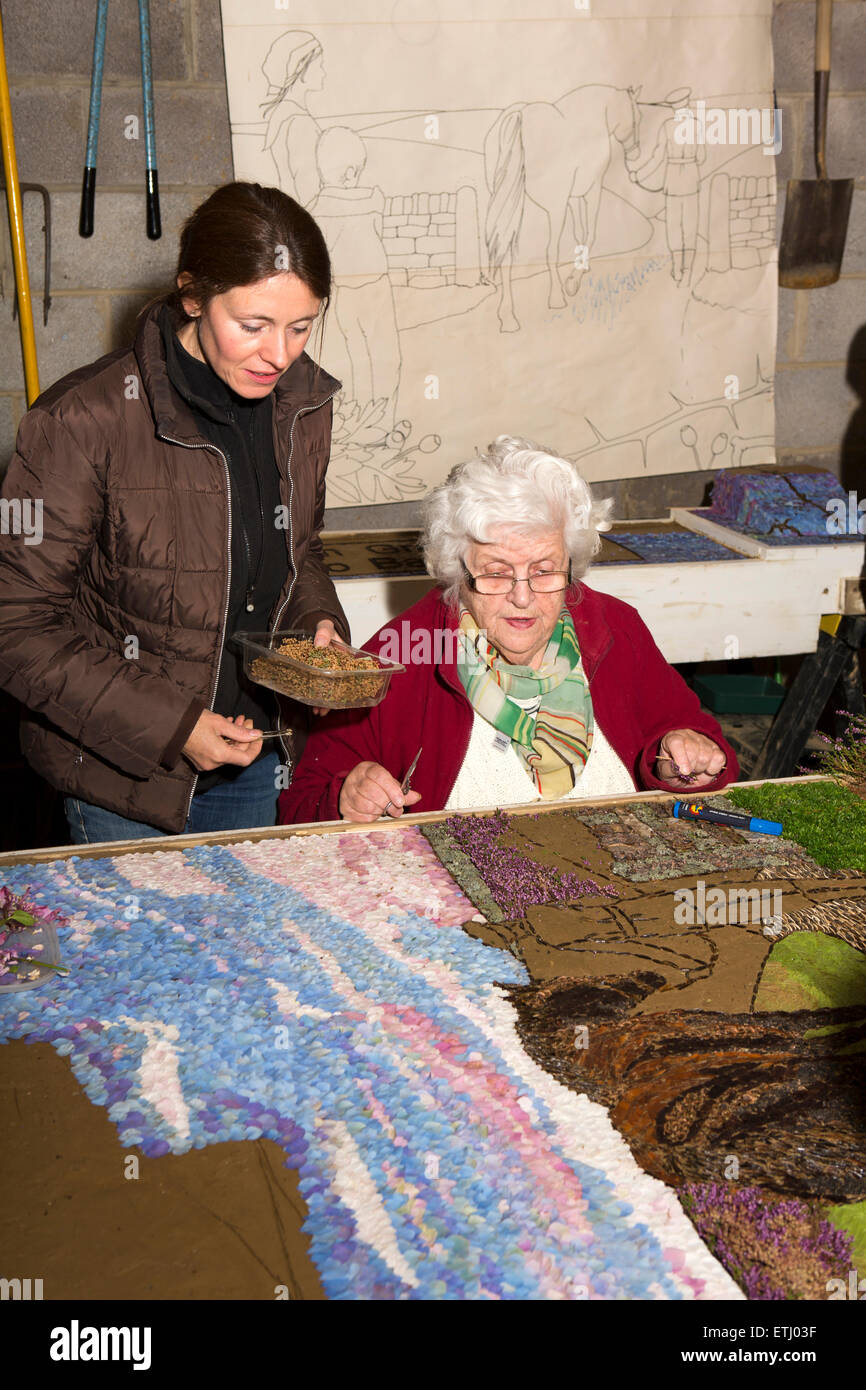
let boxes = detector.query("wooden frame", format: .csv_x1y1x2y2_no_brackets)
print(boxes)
0,774,829,868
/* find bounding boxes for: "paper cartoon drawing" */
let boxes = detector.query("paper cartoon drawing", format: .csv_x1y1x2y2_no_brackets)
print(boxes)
219,2,777,504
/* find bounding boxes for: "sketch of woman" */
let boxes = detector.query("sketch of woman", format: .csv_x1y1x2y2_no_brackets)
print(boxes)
261,30,326,206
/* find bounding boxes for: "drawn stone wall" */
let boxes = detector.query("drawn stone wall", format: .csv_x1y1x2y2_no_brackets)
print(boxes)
708,173,776,272
383,187,481,288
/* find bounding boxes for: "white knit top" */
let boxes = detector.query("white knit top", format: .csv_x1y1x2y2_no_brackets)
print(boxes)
445,701,636,812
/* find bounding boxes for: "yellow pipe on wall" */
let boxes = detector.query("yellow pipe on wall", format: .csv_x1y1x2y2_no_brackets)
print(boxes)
0,2,40,404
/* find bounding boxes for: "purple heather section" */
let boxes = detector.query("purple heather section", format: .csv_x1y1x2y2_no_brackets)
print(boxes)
682,1183,852,1300
441,810,619,917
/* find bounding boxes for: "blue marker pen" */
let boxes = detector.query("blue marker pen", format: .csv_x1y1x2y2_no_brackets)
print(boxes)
672,801,783,836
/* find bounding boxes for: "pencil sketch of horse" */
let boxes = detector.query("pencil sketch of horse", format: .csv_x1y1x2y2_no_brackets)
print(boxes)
484,84,642,332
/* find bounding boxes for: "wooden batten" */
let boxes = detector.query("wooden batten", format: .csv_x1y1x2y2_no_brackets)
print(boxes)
0,775,831,867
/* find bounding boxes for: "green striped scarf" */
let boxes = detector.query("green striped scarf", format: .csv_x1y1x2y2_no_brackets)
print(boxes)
456,608,593,799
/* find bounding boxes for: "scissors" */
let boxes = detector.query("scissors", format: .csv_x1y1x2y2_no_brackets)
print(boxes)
383,747,422,817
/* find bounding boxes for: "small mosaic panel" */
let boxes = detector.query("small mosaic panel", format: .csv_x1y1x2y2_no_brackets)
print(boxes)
610,530,742,563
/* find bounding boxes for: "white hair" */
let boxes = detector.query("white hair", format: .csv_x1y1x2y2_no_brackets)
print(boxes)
422,435,613,605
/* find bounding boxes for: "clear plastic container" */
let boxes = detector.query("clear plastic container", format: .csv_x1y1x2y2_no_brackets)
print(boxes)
234,630,405,709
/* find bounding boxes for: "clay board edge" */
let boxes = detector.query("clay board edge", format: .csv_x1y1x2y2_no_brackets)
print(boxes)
0,775,831,867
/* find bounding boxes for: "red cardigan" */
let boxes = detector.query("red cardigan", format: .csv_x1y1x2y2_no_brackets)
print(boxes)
278,583,739,824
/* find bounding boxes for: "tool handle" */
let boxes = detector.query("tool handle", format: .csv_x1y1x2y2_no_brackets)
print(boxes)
814,0,832,178
0,0,41,401
138,0,161,240
814,71,829,179
816,0,832,72
79,167,96,237
81,0,108,237
146,168,161,240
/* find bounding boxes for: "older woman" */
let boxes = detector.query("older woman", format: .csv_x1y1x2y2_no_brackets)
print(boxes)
279,436,737,824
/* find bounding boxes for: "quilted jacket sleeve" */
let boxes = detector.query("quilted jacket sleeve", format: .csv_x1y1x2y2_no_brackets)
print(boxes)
0,405,204,777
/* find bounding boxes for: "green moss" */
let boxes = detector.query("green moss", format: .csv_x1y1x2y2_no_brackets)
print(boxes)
806,1017,861,1039
755,933,866,1013
825,1201,866,1271
722,780,866,872
804,1021,859,1038
754,963,822,1013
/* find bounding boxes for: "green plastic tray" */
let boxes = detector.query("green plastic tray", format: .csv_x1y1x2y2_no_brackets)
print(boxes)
693,673,785,714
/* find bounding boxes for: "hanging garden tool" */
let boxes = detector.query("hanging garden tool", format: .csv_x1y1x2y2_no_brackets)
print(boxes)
0,0,40,402
80,0,161,240
778,0,853,288
5,181,52,326
138,0,160,239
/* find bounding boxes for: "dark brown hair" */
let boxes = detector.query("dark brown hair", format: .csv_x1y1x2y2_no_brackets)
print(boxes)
140,181,331,353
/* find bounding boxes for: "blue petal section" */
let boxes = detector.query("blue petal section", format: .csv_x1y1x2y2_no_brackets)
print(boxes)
613,530,742,562
0,843,691,1300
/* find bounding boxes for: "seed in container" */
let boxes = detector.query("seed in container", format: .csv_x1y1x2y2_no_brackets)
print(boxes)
248,636,385,708
273,637,376,672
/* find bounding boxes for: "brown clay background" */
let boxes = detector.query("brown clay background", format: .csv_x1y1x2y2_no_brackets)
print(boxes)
0,1042,324,1301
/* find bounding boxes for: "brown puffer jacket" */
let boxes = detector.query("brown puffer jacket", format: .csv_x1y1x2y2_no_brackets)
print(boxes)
0,301,347,832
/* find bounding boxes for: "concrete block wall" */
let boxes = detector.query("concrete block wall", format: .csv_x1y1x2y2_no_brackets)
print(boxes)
774,0,866,497
0,0,232,466
0,0,863,524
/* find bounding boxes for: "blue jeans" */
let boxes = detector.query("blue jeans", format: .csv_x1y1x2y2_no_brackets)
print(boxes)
65,752,282,845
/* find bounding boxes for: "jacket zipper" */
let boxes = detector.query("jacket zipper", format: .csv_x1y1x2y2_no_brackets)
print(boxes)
224,443,263,614
157,432,233,825
247,412,265,612
270,390,339,767
226,408,265,613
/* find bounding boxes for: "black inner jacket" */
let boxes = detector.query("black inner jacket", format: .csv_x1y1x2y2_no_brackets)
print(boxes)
160,307,286,795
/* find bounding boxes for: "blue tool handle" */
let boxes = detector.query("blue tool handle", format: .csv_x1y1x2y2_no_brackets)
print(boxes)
138,0,161,239
146,169,161,240
80,0,108,237
79,168,97,238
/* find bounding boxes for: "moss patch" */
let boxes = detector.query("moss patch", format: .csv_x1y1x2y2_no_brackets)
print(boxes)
754,933,866,1013
825,1201,866,1272
724,781,866,873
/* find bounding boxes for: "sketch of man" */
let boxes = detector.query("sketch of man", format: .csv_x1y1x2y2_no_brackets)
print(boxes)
310,127,402,428
626,87,706,286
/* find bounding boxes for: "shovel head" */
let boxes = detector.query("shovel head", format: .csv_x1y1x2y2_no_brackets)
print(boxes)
779,176,854,288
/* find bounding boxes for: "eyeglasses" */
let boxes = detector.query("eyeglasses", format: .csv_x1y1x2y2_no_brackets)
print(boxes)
463,565,572,595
